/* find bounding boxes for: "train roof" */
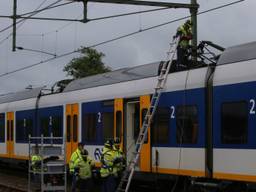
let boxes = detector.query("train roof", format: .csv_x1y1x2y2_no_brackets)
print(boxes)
63,61,160,92
217,41,256,65
0,87,43,104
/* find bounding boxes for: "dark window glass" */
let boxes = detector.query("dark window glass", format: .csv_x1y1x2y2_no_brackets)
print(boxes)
52,116,62,137
10,120,13,141
133,104,140,140
0,114,5,142
152,108,170,144
67,115,71,142
116,111,122,139
221,102,248,144
16,118,33,142
73,115,78,142
16,120,24,142
103,100,114,107
176,106,199,144
103,112,114,142
83,113,97,142
142,109,148,143
7,120,9,141
41,117,49,137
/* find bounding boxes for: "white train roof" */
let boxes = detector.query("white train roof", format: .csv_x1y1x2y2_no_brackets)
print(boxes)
0,87,43,104
217,41,256,65
63,61,160,92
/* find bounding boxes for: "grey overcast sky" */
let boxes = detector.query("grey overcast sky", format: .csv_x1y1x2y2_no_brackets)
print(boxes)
0,0,254,94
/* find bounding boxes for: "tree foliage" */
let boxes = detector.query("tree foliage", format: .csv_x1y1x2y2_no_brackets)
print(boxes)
63,47,111,79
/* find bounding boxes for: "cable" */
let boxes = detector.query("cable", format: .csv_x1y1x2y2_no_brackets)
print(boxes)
0,0,67,38
0,0,245,78
14,8,170,37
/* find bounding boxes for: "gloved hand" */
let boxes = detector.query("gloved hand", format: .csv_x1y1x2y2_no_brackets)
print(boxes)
74,167,80,175
113,158,122,164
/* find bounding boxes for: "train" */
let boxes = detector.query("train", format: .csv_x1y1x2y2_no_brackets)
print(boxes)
0,41,256,191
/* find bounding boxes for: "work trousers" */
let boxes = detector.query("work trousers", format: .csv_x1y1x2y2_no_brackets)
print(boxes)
177,46,188,69
79,178,93,192
71,173,78,192
101,175,116,192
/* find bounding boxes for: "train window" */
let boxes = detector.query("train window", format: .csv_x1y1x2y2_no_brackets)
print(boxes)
16,118,33,142
41,118,49,137
10,120,14,141
116,111,122,139
152,108,170,144
103,112,114,142
0,114,5,142
52,116,62,137
142,109,148,143
103,100,114,107
176,106,199,144
66,115,71,142
73,115,78,142
83,113,97,142
133,104,140,140
221,102,248,144
7,120,9,141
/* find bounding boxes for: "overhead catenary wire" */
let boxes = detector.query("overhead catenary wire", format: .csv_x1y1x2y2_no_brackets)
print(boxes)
0,0,245,78
0,0,64,34
0,0,73,46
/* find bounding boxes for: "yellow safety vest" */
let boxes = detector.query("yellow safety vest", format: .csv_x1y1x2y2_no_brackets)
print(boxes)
69,149,83,173
114,147,125,174
100,147,115,178
78,156,94,180
31,155,42,172
177,25,192,48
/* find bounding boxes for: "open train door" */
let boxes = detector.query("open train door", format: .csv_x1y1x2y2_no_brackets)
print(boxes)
140,95,151,172
6,112,14,158
66,104,79,163
114,99,124,149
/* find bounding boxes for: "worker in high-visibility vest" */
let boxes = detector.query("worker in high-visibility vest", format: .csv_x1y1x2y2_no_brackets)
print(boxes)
100,139,116,192
175,19,192,69
31,145,43,184
113,137,126,186
77,149,95,192
69,142,84,192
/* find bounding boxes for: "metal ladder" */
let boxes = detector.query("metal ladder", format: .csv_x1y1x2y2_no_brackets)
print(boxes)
116,36,180,192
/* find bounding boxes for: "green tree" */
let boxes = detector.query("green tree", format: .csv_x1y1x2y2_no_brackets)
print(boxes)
63,47,111,79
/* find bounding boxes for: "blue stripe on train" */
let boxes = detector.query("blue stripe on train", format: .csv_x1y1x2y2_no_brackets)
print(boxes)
152,88,205,148
82,101,114,145
213,81,256,149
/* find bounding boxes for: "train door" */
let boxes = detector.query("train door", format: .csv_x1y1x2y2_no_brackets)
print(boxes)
125,96,151,171
140,95,151,172
6,112,14,158
114,99,123,149
66,104,79,162
125,100,140,169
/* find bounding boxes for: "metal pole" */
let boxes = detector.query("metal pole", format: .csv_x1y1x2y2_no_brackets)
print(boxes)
12,0,17,52
83,0,88,23
28,135,31,192
190,0,198,65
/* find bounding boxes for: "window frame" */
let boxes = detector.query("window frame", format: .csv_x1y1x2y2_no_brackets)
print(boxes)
151,107,170,145
221,101,248,145
176,105,199,145
0,114,5,143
